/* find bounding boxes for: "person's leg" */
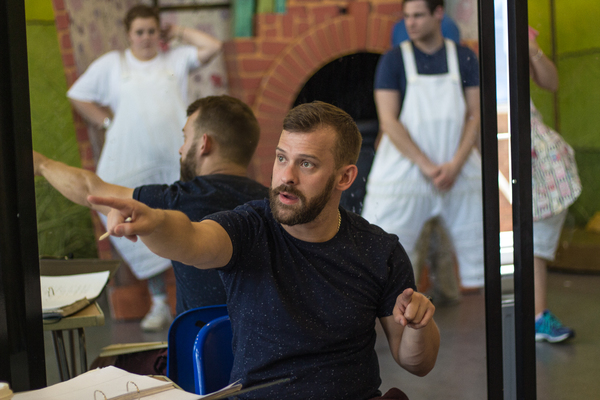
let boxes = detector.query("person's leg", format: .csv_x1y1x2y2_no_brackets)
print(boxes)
412,219,435,290
532,210,567,312
386,195,434,283
534,256,548,316
99,213,174,329
442,190,485,290
142,270,172,331
428,217,460,303
532,210,574,343
363,193,434,282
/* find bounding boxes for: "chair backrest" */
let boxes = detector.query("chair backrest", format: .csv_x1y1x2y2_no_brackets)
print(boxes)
192,315,234,395
167,304,228,393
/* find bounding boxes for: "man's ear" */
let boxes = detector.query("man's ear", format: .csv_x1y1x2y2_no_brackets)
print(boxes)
336,164,358,191
198,133,212,155
433,5,444,20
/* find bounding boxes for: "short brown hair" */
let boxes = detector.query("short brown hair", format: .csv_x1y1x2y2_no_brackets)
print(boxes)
403,0,444,14
124,4,160,32
186,96,260,167
283,101,362,168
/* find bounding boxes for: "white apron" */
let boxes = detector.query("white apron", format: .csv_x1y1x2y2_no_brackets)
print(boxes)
362,40,484,288
97,53,186,279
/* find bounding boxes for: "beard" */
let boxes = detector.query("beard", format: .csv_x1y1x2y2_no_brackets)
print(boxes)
179,142,198,182
269,174,336,226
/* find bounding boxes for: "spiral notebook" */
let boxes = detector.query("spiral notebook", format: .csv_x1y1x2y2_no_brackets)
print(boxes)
12,366,288,400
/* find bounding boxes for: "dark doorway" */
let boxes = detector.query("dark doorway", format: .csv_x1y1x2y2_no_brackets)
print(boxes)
293,52,381,214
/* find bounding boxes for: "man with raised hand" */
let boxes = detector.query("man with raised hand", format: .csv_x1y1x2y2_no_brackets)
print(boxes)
90,101,440,400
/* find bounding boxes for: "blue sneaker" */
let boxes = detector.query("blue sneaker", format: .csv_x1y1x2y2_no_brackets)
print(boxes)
535,310,575,343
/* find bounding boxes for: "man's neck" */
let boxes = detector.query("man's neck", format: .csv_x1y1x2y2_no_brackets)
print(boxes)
198,160,247,178
412,33,445,55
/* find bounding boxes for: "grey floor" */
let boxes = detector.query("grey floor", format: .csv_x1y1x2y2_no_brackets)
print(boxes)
44,270,600,399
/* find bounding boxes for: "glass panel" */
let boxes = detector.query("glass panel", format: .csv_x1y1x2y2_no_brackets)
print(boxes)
27,4,97,259
15,0,599,396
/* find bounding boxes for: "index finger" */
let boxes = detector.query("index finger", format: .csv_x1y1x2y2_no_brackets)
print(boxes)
399,288,414,305
88,195,133,214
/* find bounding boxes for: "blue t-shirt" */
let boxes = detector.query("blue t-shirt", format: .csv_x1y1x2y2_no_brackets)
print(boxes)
374,41,479,107
391,14,461,47
206,201,415,400
133,174,268,315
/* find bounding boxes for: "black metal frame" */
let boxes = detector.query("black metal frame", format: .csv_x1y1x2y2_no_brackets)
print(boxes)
477,0,504,397
0,0,537,395
479,0,537,397
506,0,537,398
0,0,46,391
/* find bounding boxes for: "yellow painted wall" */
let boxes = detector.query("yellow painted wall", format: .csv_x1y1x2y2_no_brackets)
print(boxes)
25,0,54,21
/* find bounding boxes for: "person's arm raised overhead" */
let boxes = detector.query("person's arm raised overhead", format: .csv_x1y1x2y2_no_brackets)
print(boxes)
528,38,559,92
88,196,232,270
379,288,440,376
33,150,133,216
163,24,222,65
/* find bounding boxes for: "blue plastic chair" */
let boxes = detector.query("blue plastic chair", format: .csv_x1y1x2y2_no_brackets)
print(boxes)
192,315,234,395
167,305,228,393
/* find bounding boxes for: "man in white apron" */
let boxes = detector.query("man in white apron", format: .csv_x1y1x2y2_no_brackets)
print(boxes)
362,0,484,290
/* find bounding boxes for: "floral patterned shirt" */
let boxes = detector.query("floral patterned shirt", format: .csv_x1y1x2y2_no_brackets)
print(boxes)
531,100,582,221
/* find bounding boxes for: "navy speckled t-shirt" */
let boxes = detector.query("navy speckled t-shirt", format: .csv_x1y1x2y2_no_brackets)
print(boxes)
206,200,415,400
132,174,268,315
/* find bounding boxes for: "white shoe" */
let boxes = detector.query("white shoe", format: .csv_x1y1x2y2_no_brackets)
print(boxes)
140,300,172,332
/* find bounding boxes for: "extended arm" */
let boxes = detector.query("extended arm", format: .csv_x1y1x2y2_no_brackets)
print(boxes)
88,196,232,269
529,38,558,92
374,89,441,180
433,86,481,191
380,289,440,376
164,24,222,65
33,150,133,215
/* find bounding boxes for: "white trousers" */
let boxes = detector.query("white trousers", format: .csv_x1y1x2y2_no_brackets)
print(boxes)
365,183,484,288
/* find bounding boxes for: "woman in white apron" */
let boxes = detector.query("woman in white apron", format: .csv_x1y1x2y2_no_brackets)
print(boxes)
528,27,581,343
67,5,221,330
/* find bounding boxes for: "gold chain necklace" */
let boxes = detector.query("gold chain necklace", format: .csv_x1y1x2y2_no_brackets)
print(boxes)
337,209,341,231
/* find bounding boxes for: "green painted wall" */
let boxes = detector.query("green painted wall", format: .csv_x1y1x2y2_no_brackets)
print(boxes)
26,0,97,258
528,0,555,126
529,0,600,225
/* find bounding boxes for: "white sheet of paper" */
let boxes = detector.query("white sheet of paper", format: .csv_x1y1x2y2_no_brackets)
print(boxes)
40,271,110,311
